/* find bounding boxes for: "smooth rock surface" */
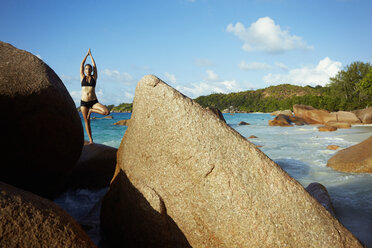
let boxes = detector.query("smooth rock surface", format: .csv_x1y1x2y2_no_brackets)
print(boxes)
101,75,362,248
327,136,372,173
0,182,95,248
0,42,84,198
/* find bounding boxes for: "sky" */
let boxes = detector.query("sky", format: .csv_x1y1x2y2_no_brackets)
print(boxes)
1,0,372,106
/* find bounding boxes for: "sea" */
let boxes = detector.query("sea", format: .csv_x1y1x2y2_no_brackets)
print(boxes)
55,112,372,247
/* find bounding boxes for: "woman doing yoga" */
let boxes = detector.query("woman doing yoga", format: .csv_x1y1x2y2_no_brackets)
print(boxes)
80,48,109,144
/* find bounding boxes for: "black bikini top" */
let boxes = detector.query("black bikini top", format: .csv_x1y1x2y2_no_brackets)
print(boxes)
81,76,96,87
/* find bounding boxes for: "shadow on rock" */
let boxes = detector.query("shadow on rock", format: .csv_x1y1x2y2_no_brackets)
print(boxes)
100,170,191,248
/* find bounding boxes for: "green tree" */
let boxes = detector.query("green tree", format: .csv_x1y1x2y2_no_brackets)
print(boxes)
358,67,372,107
328,61,371,110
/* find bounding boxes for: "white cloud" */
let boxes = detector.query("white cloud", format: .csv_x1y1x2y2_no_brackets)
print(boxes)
101,69,133,84
239,61,272,71
176,79,242,98
263,57,342,86
164,72,177,84
226,17,313,53
206,70,219,81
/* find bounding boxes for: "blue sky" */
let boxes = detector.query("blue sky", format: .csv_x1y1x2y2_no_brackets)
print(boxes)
1,0,371,106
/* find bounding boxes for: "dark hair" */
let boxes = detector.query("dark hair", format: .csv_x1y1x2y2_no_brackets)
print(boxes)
85,64,93,69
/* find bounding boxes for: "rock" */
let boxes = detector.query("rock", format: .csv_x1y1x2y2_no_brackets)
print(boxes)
101,75,362,248
0,42,84,198
353,107,372,124
206,107,226,123
248,135,258,139
325,122,351,129
0,182,95,248
268,114,293,126
271,110,293,117
114,119,131,126
327,111,361,124
318,126,337,132
293,104,330,124
66,143,117,190
327,145,340,150
289,116,307,126
238,121,250,125
92,116,113,120
327,136,372,173
305,183,336,217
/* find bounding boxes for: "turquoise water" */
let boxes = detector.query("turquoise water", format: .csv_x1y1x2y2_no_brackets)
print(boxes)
56,112,372,247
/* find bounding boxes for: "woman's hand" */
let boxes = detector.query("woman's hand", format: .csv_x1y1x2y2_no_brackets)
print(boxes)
88,48,92,56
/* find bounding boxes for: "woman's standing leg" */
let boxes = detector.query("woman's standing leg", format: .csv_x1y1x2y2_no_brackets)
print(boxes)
81,106,93,144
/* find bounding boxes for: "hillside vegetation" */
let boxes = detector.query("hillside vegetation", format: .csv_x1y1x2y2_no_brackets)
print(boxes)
195,61,372,112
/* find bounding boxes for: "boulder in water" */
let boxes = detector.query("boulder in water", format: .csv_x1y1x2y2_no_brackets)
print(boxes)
101,75,362,247
0,42,84,198
318,126,337,132
268,114,293,126
114,119,131,126
327,136,372,173
327,145,340,150
238,121,250,125
0,182,95,247
305,182,336,217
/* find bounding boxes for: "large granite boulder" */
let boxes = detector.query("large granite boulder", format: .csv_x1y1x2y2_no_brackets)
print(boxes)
327,111,361,124
327,136,372,173
0,182,95,248
353,107,372,124
293,104,330,124
0,42,84,198
66,143,117,190
101,75,362,247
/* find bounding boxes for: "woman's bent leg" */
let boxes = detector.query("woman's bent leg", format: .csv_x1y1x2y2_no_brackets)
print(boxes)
81,106,93,144
91,102,110,116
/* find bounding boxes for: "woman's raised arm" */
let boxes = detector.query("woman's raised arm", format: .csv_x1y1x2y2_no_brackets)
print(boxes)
89,49,98,80
80,50,89,80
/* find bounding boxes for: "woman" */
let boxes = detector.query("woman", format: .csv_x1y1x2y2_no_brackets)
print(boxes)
80,48,109,144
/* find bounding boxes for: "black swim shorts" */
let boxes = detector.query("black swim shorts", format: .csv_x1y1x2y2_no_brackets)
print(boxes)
80,99,98,108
